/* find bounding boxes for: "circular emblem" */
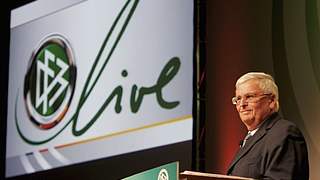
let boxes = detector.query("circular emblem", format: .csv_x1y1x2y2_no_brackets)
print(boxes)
158,169,169,180
24,34,76,129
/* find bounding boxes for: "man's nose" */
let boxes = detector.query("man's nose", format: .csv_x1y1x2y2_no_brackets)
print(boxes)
239,98,248,106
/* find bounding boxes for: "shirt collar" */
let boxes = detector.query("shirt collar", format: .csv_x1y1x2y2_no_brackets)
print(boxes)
248,128,259,136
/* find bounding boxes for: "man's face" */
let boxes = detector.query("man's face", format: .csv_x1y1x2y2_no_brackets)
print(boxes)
235,79,275,130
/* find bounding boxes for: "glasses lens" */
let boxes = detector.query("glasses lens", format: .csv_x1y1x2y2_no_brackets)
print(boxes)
232,97,237,105
232,93,271,105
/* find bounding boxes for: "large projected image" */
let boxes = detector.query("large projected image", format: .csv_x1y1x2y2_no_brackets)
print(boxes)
6,0,193,177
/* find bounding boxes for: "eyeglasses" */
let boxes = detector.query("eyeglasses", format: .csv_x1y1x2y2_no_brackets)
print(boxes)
232,93,272,105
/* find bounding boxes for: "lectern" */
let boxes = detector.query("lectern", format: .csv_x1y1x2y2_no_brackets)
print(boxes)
180,171,255,180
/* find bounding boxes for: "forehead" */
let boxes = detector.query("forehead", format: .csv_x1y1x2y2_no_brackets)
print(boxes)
235,79,262,95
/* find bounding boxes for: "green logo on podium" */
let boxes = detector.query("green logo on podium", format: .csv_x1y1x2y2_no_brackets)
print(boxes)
122,162,178,180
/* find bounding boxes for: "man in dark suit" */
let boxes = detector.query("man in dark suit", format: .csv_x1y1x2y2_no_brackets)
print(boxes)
227,72,309,179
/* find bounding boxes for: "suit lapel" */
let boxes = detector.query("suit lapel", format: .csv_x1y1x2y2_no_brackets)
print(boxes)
227,113,281,174
227,128,267,174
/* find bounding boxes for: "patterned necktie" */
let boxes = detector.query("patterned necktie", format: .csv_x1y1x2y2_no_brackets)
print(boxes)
241,132,252,147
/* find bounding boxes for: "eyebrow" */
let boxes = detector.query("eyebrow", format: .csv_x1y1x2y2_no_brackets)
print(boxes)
236,92,261,96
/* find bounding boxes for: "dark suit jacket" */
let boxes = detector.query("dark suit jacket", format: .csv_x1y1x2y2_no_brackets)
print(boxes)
227,113,309,180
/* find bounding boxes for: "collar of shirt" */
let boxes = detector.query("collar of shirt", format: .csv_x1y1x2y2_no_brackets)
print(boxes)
248,128,259,136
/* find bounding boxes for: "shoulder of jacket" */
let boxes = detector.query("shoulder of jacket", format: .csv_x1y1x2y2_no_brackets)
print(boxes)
265,119,304,145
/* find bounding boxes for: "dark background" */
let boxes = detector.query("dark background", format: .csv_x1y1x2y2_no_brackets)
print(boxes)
205,1,319,179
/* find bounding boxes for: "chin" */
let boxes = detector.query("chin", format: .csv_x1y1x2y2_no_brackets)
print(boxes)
241,117,254,124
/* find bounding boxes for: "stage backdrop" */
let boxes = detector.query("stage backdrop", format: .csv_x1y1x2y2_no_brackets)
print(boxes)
205,1,320,179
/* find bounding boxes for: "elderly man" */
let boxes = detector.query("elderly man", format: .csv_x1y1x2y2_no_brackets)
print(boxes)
227,72,309,179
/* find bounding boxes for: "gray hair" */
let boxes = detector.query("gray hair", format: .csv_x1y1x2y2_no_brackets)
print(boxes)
236,72,279,112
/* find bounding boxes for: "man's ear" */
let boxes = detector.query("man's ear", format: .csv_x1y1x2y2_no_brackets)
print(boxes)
268,95,276,109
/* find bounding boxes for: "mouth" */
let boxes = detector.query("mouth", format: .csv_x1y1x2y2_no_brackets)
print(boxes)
240,110,252,114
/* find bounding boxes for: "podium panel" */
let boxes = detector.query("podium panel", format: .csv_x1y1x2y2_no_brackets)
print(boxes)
123,162,178,180
180,171,254,180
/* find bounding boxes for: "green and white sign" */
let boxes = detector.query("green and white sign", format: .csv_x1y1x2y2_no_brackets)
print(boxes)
6,0,193,177
123,162,179,180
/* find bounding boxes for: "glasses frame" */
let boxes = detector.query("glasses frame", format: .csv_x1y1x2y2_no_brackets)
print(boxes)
232,93,272,105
